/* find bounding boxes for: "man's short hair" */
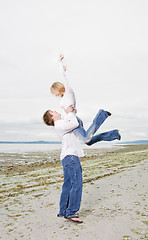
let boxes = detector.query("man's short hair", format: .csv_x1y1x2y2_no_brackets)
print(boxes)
43,110,54,126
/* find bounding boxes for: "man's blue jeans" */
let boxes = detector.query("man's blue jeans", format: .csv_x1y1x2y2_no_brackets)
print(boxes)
73,109,109,142
59,155,82,218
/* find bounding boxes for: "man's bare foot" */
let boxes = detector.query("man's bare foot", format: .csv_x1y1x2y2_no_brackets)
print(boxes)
70,217,83,223
65,216,83,223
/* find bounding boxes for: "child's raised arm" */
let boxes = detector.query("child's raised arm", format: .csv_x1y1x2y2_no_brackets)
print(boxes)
59,54,72,92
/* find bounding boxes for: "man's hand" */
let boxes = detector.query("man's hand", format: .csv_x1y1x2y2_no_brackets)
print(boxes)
59,54,64,62
65,105,74,114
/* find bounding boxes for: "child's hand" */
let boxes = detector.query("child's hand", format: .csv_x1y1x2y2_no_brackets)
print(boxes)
63,65,67,72
59,54,64,61
65,105,74,114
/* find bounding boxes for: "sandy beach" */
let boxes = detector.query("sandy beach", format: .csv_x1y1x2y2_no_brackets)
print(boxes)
0,144,148,240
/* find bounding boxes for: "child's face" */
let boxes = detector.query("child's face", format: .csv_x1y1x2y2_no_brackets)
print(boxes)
54,90,63,97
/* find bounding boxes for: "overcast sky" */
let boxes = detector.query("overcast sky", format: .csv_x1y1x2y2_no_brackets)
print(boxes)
0,0,148,142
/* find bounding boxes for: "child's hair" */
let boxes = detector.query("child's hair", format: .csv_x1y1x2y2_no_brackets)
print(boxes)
43,110,54,126
50,82,65,95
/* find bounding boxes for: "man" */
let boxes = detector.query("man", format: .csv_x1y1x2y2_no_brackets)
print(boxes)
43,106,121,223
43,105,84,223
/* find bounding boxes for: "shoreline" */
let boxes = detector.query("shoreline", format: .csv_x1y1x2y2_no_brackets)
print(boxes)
0,142,118,154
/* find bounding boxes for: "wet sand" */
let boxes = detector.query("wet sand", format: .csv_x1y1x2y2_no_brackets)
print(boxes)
0,145,148,240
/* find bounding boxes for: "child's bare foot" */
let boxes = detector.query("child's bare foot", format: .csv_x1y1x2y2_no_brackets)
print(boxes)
118,131,121,140
106,111,111,116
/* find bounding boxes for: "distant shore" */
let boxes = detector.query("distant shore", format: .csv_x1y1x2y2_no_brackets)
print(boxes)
0,141,61,144
0,139,148,144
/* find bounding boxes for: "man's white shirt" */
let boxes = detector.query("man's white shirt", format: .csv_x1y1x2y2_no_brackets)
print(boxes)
55,112,84,160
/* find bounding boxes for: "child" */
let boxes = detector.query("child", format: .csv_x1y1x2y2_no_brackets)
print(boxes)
50,54,121,144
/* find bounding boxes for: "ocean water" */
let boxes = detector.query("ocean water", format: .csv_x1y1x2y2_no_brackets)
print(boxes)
0,144,62,153
0,142,115,153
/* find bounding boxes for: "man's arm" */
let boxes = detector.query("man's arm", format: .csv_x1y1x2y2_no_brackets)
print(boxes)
55,105,79,135
56,112,79,136
61,105,74,120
